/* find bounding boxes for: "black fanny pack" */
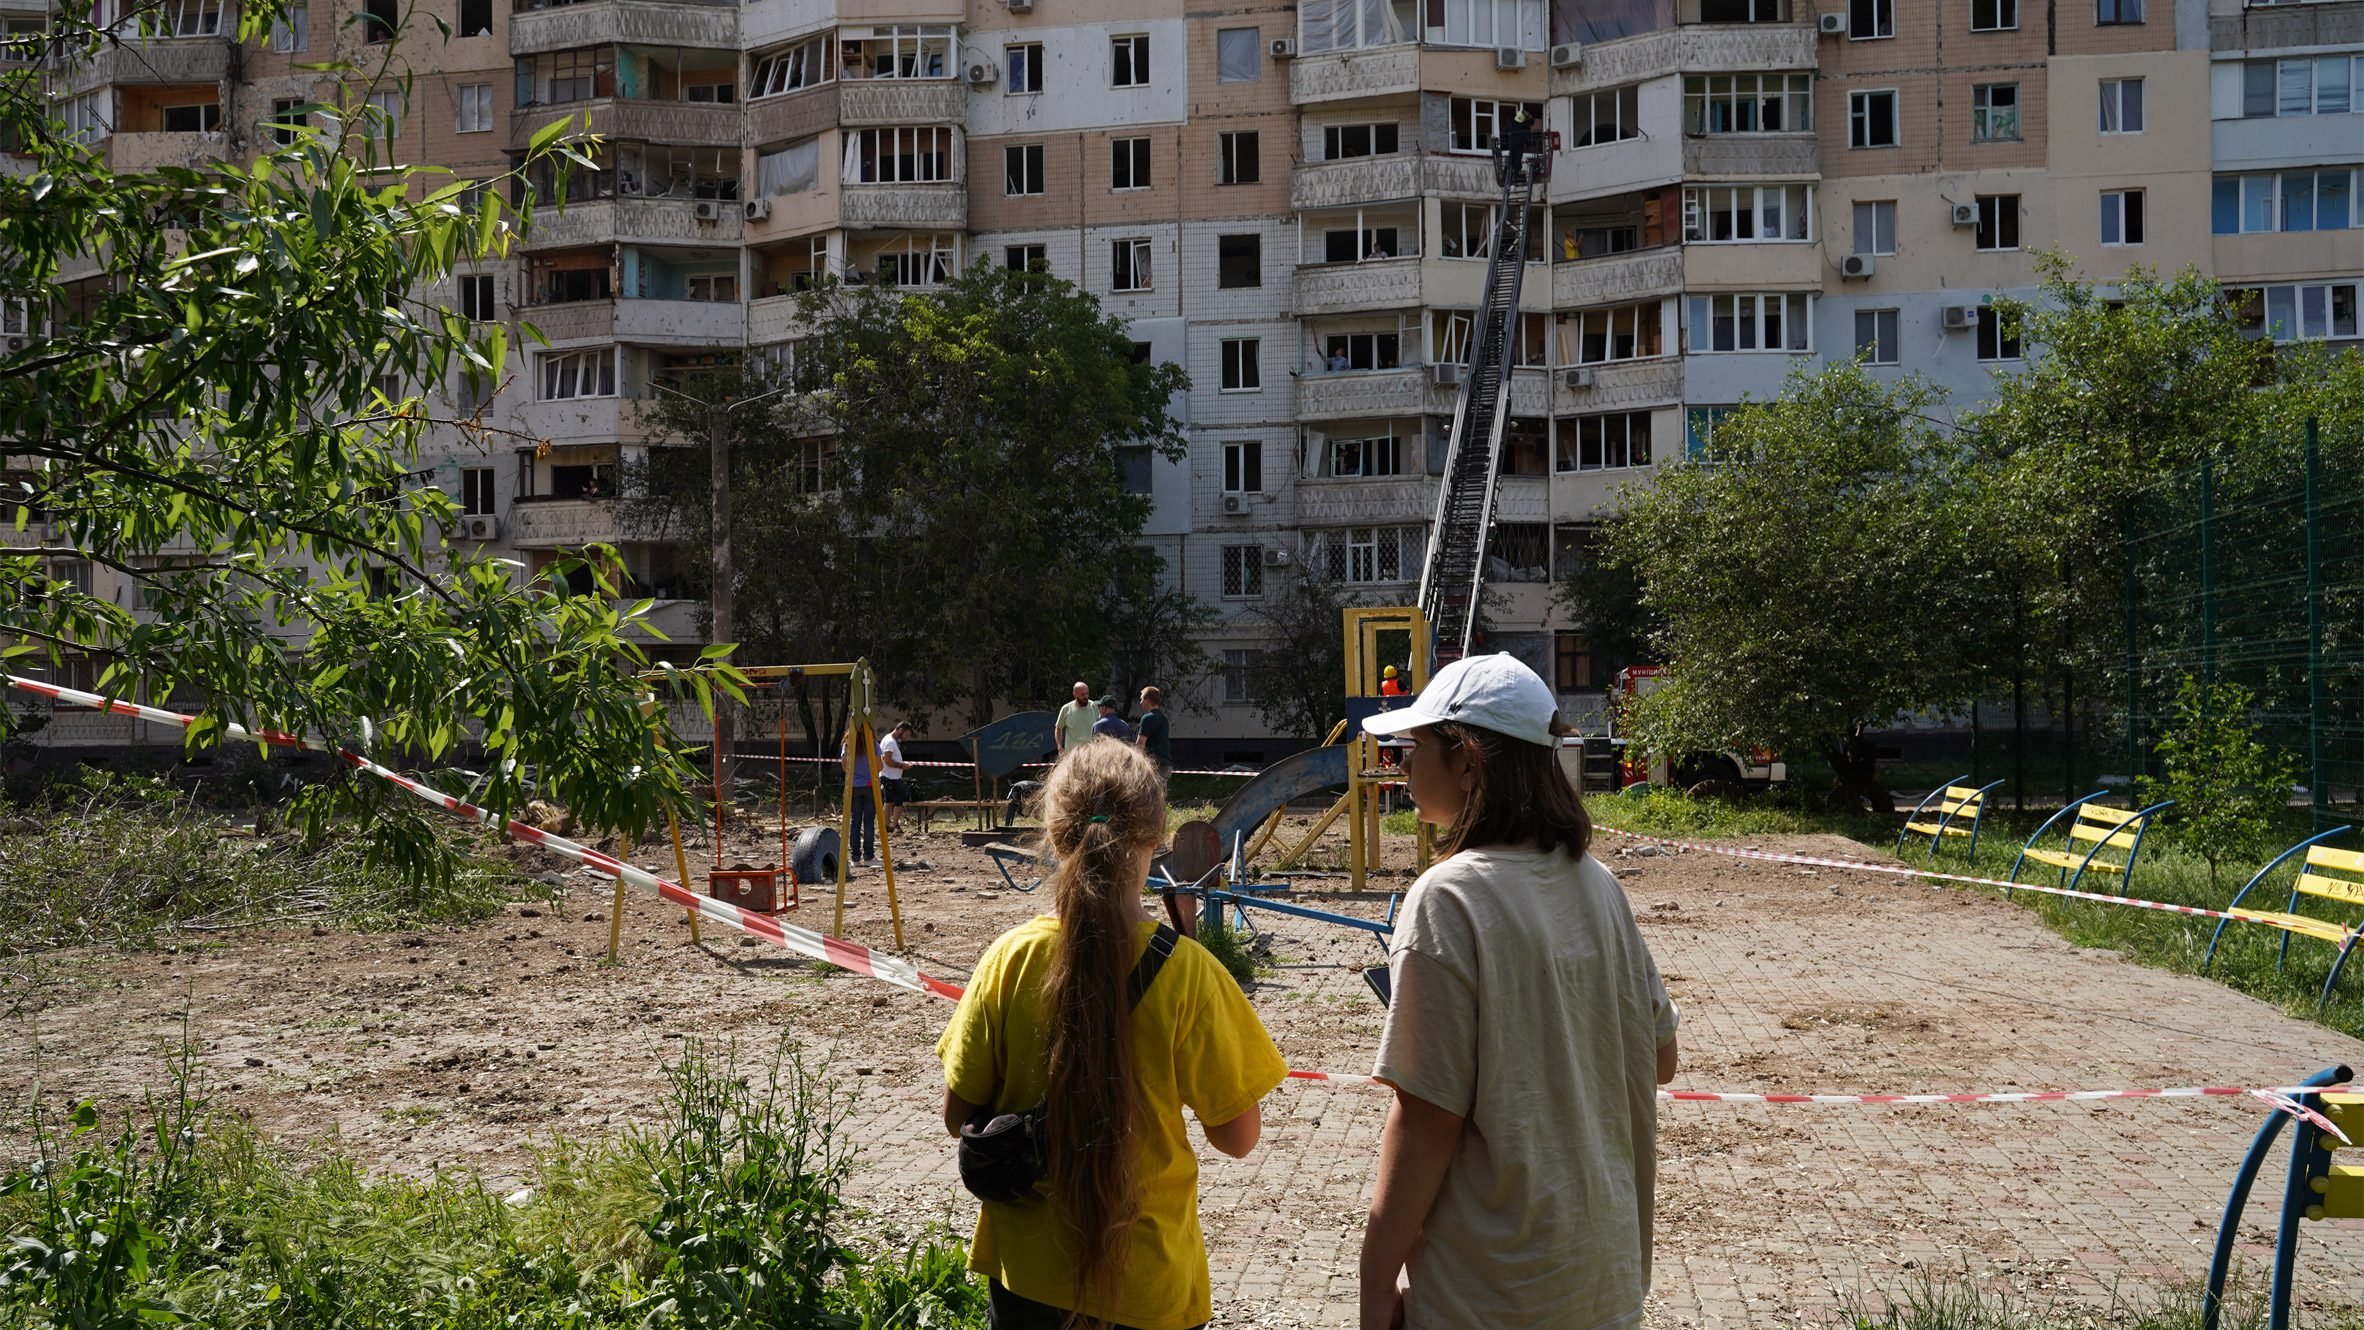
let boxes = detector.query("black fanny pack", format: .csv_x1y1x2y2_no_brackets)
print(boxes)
957,923,1178,1205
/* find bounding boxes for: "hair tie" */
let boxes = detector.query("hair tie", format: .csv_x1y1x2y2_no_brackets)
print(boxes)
1088,814,1111,824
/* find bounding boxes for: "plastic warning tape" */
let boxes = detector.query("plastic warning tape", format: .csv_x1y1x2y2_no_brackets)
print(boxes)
1595,826,2333,937
7,676,2339,1109
728,751,1258,779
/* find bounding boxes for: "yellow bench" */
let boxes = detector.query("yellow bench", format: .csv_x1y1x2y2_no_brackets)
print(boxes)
2007,792,2173,896
2204,828,2364,1012
1895,776,2005,860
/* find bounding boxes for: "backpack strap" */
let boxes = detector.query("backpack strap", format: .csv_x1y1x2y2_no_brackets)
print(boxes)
1126,923,1180,1009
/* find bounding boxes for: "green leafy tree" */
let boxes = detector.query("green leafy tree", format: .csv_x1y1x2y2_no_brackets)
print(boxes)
1553,517,1656,687
1243,567,1359,744
2138,678,2301,886
1609,363,2001,812
621,267,1192,731
0,3,717,881
1104,549,1220,718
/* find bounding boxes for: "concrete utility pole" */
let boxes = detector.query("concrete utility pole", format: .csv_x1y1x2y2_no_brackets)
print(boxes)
652,379,785,798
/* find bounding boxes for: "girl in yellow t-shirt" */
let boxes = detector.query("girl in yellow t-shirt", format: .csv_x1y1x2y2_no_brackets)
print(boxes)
937,741,1289,1330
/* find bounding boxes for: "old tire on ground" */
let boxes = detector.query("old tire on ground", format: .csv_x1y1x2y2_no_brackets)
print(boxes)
791,826,840,884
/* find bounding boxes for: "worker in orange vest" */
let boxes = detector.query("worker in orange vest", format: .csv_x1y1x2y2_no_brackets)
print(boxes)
1379,664,1408,697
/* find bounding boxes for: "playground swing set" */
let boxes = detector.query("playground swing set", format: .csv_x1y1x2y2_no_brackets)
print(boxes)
606,658,906,960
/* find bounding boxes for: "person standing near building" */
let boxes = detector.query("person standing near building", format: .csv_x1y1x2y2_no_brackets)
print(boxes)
1134,686,1171,776
1056,681,1097,757
1091,696,1133,744
1355,654,1679,1330
1379,665,1408,698
879,720,915,834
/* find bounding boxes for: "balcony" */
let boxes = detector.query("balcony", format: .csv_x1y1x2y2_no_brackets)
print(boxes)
841,183,965,230
1298,366,1437,421
1298,477,1434,525
2211,2,2364,53
1552,23,1814,95
55,39,230,94
520,298,618,344
2214,114,2364,175
632,599,704,642
508,497,625,548
1292,155,1420,210
1552,247,1685,308
747,293,812,344
1682,241,1823,291
104,130,225,172
524,195,745,249
617,297,746,345
745,84,839,146
2213,231,2364,285
509,0,736,56
1681,132,1819,178
1552,359,1682,414
1495,476,1549,522
1295,257,1423,317
517,396,664,444
510,99,740,152
1288,43,1420,105
837,80,967,127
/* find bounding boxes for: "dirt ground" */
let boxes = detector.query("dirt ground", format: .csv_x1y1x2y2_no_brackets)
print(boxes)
10,814,2364,1326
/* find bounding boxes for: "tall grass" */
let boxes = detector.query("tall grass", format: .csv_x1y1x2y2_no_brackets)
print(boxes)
0,1043,986,1329
1848,1272,2364,1330
0,770,542,954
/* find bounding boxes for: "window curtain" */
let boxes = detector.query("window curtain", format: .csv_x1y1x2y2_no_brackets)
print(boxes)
759,139,819,195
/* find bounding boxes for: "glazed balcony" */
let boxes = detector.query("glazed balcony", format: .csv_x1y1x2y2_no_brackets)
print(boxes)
841,183,965,230
745,83,839,146
1551,22,1814,96
510,0,735,57
1551,246,1684,308
1288,44,1420,105
510,99,740,152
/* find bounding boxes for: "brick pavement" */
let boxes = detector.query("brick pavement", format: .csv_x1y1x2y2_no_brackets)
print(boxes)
834,836,2364,1326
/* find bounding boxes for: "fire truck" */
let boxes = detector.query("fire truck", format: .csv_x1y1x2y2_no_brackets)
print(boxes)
1612,666,1787,791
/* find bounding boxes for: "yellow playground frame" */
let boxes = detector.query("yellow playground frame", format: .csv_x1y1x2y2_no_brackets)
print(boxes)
612,658,905,959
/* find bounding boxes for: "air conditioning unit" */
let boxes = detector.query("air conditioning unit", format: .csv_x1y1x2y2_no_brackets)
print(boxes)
1262,547,1290,567
1950,201,1980,227
1563,367,1594,390
1840,253,1875,279
1549,42,1582,67
1942,304,1980,330
1222,494,1249,515
743,198,771,221
1494,47,1525,70
1,334,24,353
1270,37,1297,58
1432,363,1463,388
1005,0,1030,11
965,59,996,85
462,514,502,540
691,200,720,222
1818,11,1848,32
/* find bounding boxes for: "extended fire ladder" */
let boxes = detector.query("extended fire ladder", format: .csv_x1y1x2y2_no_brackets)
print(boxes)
1413,118,1555,667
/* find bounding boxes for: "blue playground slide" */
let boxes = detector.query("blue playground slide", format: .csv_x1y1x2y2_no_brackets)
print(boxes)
1211,744,1349,852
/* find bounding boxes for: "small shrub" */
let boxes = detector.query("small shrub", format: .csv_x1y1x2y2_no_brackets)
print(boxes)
1197,909,1259,985
2138,678,2302,886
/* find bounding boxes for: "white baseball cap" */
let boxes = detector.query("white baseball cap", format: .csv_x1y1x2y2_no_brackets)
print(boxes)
1362,653,1560,748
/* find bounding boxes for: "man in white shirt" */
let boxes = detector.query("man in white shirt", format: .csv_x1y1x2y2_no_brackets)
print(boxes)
1054,682,1097,757
879,720,915,833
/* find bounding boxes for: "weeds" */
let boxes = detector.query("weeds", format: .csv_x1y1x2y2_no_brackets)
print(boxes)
0,770,545,954
1846,1271,2363,1330
0,1042,986,1329
1196,909,1263,985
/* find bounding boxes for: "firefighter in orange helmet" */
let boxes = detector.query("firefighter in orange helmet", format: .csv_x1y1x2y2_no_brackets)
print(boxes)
1379,664,1408,697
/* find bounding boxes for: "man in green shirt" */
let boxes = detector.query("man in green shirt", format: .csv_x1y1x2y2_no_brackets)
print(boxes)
1134,685,1172,775
1054,681,1097,756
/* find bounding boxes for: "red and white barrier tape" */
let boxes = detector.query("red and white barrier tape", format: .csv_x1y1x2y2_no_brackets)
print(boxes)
727,752,1259,779
13,675,2349,1110
1596,826,2335,937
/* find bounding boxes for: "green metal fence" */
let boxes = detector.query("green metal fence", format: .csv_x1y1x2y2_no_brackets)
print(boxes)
2123,421,2364,827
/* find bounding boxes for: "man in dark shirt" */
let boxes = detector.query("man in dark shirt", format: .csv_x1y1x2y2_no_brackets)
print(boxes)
1134,685,1171,775
1090,695,1134,744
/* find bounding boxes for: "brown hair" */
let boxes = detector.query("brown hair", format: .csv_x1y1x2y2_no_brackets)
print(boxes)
1138,686,1161,707
1035,739,1168,1323
1428,719,1591,861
